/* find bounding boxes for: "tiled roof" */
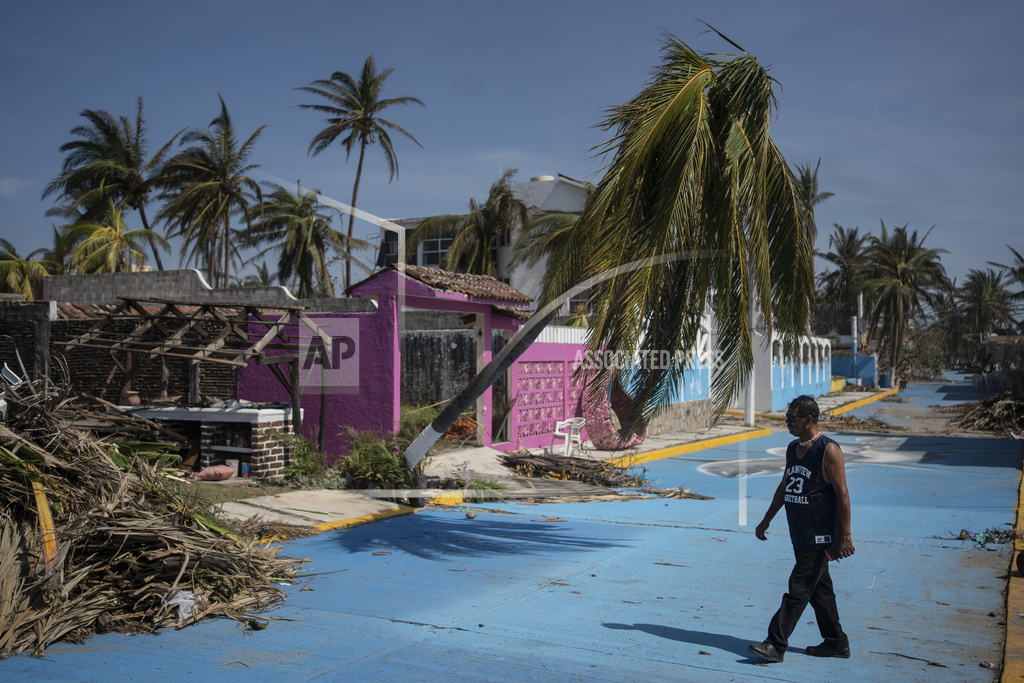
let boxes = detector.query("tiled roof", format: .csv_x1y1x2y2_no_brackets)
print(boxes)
54,301,245,320
56,302,121,319
391,264,532,305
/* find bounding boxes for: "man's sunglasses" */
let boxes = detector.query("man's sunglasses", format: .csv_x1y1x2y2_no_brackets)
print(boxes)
785,414,804,424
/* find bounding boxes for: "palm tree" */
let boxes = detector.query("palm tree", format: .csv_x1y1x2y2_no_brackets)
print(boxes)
862,221,948,375
0,239,58,300
816,224,868,305
42,97,178,270
405,169,528,276
158,96,264,288
242,182,368,298
539,30,816,432
65,200,164,273
296,55,424,291
794,158,834,243
238,261,276,288
929,281,970,366
958,268,1017,342
510,208,580,272
989,245,1024,304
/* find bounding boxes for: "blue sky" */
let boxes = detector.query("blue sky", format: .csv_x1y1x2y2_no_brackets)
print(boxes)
2,0,1022,286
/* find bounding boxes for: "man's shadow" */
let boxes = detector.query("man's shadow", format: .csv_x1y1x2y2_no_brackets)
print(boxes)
603,622,757,660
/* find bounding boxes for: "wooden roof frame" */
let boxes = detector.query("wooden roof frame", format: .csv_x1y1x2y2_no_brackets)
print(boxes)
63,296,335,433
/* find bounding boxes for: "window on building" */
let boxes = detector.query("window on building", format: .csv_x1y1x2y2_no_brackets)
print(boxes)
421,237,452,268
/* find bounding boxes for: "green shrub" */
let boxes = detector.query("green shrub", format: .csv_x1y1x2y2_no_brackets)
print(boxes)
339,428,413,489
274,430,330,480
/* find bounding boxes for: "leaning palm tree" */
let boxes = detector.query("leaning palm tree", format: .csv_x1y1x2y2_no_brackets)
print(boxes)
242,182,368,298
42,97,178,270
862,221,948,375
157,96,264,288
0,239,58,300
401,30,819,469
794,158,834,244
405,169,528,276
296,55,424,291
65,201,164,273
540,30,816,433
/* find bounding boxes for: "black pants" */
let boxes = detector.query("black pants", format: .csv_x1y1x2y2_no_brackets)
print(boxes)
766,547,847,652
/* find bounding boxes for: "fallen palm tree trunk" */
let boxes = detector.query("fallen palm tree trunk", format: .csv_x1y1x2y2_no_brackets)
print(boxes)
500,450,647,488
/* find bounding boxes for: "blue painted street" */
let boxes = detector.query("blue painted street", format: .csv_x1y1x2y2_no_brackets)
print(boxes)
4,381,1018,682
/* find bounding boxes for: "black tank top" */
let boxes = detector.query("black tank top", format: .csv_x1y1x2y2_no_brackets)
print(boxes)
783,434,840,550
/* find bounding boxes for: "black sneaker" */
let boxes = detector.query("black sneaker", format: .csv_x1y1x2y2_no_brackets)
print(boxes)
805,641,851,658
748,641,785,663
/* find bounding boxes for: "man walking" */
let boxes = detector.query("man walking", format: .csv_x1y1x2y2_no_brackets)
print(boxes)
748,395,854,663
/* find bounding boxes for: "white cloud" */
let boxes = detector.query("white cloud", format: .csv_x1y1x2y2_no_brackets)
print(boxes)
0,177,35,198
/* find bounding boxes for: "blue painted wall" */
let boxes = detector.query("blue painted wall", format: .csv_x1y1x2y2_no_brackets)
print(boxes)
831,353,876,386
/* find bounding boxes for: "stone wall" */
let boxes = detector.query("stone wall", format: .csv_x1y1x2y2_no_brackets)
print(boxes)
42,269,378,312
645,398,712,436
0,301,55,380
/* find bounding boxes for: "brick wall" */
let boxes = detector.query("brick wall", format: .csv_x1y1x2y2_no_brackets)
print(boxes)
50,319,239,402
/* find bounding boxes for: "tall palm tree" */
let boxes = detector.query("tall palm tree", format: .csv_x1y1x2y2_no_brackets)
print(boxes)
405,169,528,276
958,268,1016,342
816,224,867,305
42,97,178,270
794,158,834,244
0,239,58,300
540,30,816,431
66,200,164,273
242,182,368,298
296,55,424,291
158,96,264,288
862,221,948,375
926,278,975,366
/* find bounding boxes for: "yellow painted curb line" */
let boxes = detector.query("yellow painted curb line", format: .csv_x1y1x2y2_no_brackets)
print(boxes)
431,491,467,506
311,505,417,533
607,427,773,468
258,505,416,545
1001,464,1024,682
826,387,899,417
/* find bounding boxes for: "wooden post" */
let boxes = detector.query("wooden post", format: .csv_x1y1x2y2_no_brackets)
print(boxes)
290,356,302,436
189,360,200,405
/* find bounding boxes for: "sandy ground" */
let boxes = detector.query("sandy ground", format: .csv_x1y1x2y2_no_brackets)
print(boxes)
820,394,991,437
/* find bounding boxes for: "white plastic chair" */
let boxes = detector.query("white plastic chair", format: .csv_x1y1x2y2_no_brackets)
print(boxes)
1,363,22,387
550,417,586,457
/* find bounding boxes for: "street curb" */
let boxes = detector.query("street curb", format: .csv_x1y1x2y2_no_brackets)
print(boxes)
432,491,467,506
825,387,899,416
258,505,417,544
1001,468,1024,682
606,427,774,468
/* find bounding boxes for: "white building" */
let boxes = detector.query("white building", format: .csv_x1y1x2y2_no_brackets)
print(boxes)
377,173,589,309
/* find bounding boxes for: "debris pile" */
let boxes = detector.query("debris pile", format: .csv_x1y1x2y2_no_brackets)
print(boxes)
0,374,298,659
950,392,1024,437
500,449,647,488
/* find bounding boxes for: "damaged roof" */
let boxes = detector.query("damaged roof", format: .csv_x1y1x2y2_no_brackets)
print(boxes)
351,264,533,306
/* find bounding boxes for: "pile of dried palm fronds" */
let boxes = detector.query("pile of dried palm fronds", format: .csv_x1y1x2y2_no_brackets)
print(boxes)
500,449,646,488
950,392,1024,437
0,373,298,659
